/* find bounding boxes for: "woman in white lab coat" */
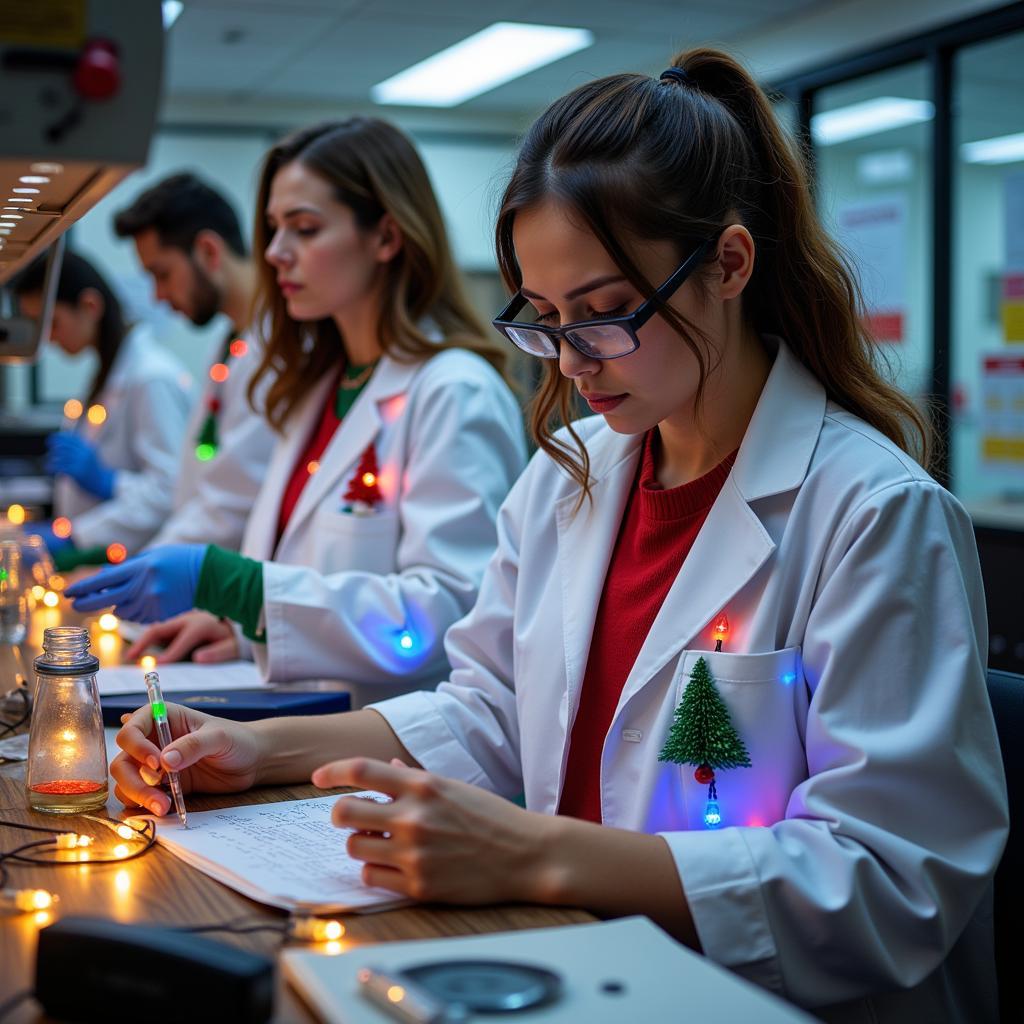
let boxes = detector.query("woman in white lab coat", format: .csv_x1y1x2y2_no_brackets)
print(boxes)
108,50,1006,1021
14,250,191,569
70,118,526,703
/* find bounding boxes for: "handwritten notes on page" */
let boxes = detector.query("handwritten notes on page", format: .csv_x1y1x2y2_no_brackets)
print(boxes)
151,794,406,913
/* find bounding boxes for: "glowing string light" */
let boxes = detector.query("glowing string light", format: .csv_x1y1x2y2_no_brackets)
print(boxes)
288,916,345,942
106,543,127,564
712,613,730,652
195,443,216,462
52,517,72,539
87,404,107,425
63,399,83,420
54,833,92,850
7,504,25,525
209,362,229,383
1,888,59,912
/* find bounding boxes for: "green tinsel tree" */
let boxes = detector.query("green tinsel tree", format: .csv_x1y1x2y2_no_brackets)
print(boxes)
658,656,752,769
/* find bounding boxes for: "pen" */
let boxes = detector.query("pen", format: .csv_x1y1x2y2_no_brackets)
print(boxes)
143,670,188,828
356,965,467,1024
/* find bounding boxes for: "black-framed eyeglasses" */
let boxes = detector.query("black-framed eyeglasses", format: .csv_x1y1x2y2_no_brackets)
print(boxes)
492,231,722,361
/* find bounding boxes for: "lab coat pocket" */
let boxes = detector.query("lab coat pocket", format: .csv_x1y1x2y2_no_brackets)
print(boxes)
672,647,809,830
312,507,400,576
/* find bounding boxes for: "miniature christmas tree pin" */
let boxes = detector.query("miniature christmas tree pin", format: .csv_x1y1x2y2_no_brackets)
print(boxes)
343,444,382,515
659,650,751,829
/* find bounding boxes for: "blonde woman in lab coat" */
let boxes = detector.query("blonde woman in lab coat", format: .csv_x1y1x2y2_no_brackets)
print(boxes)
71,118,526,704
14,250,191,569
108,50,1006,1022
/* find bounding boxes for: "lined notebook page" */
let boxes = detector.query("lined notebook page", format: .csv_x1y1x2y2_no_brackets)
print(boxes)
151,793,406,912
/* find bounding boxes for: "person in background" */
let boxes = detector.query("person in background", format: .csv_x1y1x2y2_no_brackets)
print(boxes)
112,172,276,551
110,50,1005,1023
71,118,526,702
14,250,191,569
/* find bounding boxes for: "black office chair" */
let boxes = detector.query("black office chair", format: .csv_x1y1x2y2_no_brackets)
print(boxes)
987,668,1024,1022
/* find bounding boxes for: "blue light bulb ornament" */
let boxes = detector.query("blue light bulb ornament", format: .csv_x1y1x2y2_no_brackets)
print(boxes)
703,800,722,828
397,630,414,652
702,776,722,829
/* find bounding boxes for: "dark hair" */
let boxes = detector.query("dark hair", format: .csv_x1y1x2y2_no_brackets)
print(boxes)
12,250,128,406
250,118,507,431
495,47,933,501
114,172,247,257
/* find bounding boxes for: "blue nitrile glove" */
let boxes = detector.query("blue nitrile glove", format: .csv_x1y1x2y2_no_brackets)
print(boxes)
65,544,207,622
45,432,116,500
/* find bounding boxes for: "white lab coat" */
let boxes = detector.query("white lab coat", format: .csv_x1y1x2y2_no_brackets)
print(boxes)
57,324,192,552
148,330,276,549
240,347,527,706
371,338,1008,1023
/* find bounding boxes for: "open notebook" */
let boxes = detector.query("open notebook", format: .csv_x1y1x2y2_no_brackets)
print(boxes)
149,794,407,913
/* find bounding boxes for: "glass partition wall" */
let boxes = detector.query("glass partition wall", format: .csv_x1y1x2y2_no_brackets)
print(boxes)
773,2,1024,678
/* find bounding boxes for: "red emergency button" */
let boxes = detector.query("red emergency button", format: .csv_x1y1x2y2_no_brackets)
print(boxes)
73,39,121,101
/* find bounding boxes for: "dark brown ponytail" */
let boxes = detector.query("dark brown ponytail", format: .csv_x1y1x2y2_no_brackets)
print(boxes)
496,47,933,501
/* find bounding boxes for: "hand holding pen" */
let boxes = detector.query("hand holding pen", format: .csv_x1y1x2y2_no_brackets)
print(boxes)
110,699,265,816
144,671,189,828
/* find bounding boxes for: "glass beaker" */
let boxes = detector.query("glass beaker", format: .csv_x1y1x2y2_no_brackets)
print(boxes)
0,540,28,645
27,626,108,813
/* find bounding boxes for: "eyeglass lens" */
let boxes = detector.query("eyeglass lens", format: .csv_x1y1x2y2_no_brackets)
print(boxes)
505,323,636,359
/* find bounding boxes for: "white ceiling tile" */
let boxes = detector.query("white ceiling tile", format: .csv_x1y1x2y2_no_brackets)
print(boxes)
167,6,344,95
162,0,867,114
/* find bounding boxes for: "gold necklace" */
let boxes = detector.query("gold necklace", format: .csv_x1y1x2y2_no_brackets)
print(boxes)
339,361,377,390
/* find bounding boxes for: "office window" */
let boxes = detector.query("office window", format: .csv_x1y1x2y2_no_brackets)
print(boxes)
952,30,1024,525
813,64,933,404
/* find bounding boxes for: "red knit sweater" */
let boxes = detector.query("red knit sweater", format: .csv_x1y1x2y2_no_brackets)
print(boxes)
557,431,737,823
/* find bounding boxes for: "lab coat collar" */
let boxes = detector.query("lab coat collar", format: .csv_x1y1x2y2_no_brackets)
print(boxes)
553,337,827,744
277,353,422,548
730,336,827,502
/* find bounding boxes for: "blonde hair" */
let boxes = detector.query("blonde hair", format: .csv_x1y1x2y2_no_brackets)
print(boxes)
250,118,507,430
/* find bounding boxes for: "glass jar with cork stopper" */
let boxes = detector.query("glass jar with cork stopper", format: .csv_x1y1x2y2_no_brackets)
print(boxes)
26,626,108,813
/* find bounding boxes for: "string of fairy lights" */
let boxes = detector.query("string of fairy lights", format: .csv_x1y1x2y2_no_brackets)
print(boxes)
0,813,346,945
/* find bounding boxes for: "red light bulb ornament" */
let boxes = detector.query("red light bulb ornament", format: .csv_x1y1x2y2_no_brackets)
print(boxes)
712,613,730,652
658,612,751,829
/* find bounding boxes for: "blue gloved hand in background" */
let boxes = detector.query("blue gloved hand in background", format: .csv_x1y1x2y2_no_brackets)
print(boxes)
46,433,116,500
66,544,207,622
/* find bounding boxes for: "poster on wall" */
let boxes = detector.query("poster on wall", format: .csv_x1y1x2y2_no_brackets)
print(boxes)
980,354,1024,473
837,194,908,343
1002,171,1024,343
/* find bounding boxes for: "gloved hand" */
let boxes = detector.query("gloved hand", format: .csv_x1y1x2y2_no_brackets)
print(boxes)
65,544,207,623
45,432,116,500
